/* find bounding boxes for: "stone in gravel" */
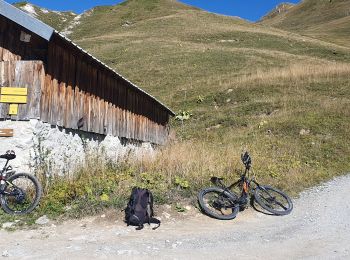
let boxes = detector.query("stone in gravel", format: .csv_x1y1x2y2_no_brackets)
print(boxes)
162,212,171,219
299,129,310,135
35,215,50,225
101,214,106,218
2,222,15,229
185,206,192,211
1,250,9,257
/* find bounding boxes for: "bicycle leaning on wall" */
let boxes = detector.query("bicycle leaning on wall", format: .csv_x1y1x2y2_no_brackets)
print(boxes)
0,150,42,214
198,151,293,220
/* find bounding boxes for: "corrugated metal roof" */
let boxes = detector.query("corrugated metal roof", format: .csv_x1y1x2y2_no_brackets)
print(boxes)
0,0,175,116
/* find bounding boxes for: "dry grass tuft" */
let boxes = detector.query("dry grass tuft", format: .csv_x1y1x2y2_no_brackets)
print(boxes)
234,62,350,86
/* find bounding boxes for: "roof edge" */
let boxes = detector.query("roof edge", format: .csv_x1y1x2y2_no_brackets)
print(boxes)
0,0,54,40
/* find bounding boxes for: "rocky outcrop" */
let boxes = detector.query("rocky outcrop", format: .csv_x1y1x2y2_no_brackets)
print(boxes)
0,119,154,176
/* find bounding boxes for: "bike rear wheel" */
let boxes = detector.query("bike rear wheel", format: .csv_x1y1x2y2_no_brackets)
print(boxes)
198,187,239,220
0,173,42,215
254,185,293,215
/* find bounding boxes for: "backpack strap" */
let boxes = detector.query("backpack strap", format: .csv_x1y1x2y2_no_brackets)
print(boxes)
149,217,161,230
148,190,154,216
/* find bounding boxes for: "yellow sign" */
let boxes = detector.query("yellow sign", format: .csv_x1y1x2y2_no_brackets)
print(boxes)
0,95,27,103
0,87,28,96
9,104,19,115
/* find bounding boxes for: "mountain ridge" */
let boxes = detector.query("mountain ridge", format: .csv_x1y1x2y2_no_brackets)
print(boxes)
260,0,350,47
260,2,295,22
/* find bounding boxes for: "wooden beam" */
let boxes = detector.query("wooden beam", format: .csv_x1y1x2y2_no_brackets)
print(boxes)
0,128,13,137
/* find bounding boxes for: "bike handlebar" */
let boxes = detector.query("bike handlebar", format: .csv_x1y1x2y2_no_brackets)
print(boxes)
241,151,251,169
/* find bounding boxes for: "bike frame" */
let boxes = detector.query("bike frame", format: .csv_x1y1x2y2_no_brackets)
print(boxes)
213,164,264,206
0,159,16,194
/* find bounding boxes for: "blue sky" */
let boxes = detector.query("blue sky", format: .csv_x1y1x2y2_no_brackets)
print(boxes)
7,0,301,21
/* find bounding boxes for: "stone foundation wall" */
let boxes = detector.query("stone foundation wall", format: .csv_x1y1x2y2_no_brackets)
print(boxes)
0,120,155,176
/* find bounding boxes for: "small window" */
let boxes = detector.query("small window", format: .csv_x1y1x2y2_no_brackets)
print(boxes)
20,31,31,42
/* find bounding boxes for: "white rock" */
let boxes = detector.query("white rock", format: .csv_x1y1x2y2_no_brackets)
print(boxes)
35,215,50,225
299,129,310,135
1,250,9,257
0,120,155,177
162,212,171,219
20,4,37,17
2,222,14,229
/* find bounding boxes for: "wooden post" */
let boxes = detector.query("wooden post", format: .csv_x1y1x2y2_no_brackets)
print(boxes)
0,128,13,137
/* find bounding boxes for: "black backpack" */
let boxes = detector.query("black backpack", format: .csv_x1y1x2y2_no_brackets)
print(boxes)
125,187,161,230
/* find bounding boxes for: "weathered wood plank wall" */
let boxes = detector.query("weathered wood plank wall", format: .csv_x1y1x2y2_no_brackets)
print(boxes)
0,61,43,120
39,35,170,144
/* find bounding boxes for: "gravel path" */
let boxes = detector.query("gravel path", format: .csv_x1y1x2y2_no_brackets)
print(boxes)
1,174,350,259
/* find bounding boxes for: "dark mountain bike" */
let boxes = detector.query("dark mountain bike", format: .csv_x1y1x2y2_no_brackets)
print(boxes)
198,152,293,220
0,150,42,215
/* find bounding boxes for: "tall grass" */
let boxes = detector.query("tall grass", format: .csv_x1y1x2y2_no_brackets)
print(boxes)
234,62,350,85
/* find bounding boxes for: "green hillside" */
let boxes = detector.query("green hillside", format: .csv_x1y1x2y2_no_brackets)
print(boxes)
22,0,350,187
5,0,350,220
260,0,350,47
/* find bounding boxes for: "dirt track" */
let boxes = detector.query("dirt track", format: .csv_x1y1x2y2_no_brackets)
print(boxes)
1,174,350,259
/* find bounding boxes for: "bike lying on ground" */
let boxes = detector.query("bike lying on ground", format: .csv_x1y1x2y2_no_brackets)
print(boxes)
198,152,293,220
0,150,42,215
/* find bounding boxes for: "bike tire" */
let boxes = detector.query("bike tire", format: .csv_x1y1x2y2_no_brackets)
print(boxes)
198,187,239,220
253,185,293,216
0,173,42,215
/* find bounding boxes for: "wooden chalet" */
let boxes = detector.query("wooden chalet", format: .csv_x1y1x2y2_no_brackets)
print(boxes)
0,0,174,144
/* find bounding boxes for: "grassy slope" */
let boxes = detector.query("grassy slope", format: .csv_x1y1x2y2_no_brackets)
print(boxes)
260,0,350,47
14,1,76,32
71,0,350,189
32,0,350,190
1,0,350,223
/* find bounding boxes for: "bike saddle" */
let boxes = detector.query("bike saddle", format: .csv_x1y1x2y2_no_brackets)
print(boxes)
0,150,16,160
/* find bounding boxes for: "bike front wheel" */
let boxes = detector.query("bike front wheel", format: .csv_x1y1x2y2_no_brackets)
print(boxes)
254,185,293,215
198,187,239,220
0,173,42,215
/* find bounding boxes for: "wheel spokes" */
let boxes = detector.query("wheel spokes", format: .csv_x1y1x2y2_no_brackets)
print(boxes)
203,192,234,216
4,179,37,213
259,189,289,212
